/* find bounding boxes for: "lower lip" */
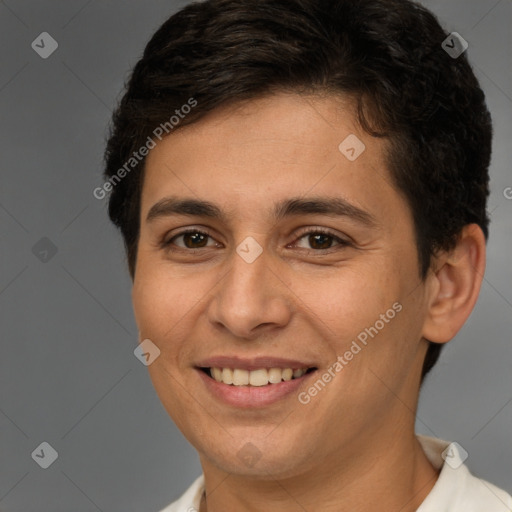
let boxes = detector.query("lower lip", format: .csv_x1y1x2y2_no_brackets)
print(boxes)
196,369,315,408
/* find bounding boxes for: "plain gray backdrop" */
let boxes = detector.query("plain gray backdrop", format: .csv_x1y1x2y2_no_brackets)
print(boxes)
0,0,511,510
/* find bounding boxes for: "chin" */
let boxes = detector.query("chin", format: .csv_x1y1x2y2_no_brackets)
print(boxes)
197,434,317,480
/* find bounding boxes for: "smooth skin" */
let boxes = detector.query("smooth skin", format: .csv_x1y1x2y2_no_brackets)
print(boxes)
131,92,486,512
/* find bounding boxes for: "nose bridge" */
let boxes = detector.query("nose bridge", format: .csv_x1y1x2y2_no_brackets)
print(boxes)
223,243,273,313
209,240,291,338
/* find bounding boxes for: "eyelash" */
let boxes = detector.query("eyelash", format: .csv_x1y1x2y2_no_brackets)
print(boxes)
160,227,352,254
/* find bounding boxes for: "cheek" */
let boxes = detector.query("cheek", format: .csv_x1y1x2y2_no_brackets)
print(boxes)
294,264,400,346
131,260,225,375
131,268,202,427
131,264,191,357
133,258,198,328
132,274,167,336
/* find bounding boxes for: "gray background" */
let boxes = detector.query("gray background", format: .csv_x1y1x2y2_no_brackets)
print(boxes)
0,0,510,510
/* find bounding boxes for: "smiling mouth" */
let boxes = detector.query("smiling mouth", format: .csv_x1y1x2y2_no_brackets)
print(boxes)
200,367,317,386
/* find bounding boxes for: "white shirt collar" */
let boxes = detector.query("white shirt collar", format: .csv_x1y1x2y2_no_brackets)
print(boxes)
416,435,511,511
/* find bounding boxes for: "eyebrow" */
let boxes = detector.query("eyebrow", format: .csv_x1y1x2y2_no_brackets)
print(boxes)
146,195,377,227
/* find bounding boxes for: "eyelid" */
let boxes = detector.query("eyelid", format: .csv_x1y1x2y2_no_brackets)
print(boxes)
293,226,352,243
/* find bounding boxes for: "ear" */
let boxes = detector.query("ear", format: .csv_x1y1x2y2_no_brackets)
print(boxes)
422,224,486,344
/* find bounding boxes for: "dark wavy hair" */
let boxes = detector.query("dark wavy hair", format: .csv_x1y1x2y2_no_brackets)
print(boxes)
103,0,492,382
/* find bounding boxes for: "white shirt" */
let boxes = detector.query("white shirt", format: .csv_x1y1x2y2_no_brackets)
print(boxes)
159,436,512,512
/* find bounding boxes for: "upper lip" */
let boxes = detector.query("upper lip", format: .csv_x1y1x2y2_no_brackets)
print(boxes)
195,356,317,371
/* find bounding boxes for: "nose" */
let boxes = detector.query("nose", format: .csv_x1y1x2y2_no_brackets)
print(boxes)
207,244,292,340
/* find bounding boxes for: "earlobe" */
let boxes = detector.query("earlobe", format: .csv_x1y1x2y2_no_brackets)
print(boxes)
421,224,486,344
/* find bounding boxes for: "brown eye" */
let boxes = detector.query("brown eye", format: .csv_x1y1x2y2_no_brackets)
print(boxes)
307,233,336,250
294,228,351,252
161,229,218,251
181,231,209,248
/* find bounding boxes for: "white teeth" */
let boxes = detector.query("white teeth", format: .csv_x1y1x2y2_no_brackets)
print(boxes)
212,367,222,382
268,368,283,384
221,368,233,385
209,367,310,386
249,369,269,386
282,368,293,381
233,369,249,386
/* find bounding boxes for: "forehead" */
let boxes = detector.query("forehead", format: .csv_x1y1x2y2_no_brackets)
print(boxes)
140,92,403,225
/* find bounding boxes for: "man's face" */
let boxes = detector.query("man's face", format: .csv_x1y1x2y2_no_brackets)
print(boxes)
132,93,431,478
